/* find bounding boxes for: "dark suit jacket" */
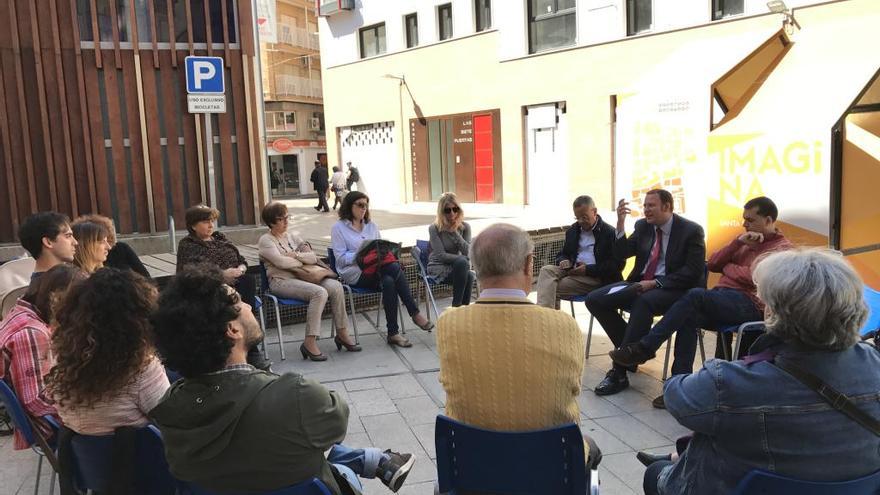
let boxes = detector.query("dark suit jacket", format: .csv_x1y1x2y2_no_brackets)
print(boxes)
554,216,624,285
614,213,706,290
310,167,328,190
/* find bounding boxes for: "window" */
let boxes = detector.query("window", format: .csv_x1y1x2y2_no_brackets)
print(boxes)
266,112,296,132
527,0,576,54
475,0,491,32
626,0,652,35
359,23,386,58
712,0,744,20
405,13,418,48
438,4,453,41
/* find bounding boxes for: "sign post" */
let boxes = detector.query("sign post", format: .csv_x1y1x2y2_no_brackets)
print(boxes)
185,56,226,209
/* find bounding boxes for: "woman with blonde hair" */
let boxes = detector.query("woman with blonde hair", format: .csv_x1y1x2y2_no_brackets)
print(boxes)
427,193,474,307
75,214,150,278
70,220,111,274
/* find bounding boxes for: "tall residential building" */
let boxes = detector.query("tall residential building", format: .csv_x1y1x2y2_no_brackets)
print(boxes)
318,0,880,287
258,0,325,197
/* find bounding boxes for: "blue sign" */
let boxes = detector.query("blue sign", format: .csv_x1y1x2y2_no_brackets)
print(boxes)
185,56,225,94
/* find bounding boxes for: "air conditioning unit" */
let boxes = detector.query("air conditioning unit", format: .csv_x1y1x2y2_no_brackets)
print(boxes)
309,117,321,130
316,0,353,17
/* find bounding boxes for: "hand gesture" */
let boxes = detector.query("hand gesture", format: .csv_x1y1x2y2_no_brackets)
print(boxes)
635,280,658,293
737,232,764,245
616,198,630,231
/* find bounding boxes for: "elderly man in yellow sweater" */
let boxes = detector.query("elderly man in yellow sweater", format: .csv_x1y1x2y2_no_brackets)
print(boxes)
437,223,600,467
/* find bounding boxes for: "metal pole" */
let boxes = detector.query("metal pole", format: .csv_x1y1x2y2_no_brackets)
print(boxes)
205,114,218,208
169,216,177,254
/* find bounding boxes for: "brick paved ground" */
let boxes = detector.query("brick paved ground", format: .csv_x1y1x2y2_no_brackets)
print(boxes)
2,288,717,495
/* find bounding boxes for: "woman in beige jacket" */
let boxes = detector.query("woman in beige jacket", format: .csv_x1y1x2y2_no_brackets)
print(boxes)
258,202,360,361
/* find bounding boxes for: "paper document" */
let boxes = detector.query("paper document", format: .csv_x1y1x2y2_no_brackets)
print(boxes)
608,284,631,295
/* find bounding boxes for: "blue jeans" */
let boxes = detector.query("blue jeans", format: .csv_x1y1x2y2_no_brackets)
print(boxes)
442,256,475,307
356,262,420,336
640,287,762,375
643,459,675,495
328,444,387,492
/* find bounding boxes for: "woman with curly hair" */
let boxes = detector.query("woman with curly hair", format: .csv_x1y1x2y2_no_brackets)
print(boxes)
70,220,111,274
46,268,169,434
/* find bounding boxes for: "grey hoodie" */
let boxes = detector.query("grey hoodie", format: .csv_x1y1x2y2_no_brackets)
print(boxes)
149,368,348,494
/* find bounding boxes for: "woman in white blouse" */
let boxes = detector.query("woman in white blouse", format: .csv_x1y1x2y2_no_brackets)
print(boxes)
258,202,359,361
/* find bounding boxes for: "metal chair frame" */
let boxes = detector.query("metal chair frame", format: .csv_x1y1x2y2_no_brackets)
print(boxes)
558,294,597,359
0,380,58,495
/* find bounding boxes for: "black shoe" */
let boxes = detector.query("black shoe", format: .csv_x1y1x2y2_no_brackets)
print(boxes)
594,369,629,396
376,450,415,492
299,343,328,361
609,342,656,368
652,395,666,409
636,451,672,467
314,206,321,211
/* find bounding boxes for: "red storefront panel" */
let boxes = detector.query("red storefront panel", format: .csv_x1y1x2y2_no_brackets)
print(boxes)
473,114,494,202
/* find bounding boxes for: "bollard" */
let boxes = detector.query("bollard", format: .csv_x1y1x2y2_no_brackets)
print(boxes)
169,216,177,254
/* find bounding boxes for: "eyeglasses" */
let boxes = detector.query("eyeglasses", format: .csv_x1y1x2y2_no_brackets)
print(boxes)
354,202,369,209
443,206,460,214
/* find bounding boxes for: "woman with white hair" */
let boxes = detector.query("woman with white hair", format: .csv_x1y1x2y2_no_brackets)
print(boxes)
643,248,880,495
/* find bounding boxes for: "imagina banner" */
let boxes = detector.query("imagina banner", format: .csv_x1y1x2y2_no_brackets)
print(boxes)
256,0,277,44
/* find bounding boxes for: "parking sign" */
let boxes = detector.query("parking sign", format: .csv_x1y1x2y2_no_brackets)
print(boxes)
185,56,225,94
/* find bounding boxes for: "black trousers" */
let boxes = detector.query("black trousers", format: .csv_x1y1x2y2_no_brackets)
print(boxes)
584,282,685,372
316,187,329,211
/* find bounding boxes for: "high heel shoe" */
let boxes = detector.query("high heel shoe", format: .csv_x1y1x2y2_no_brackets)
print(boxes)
300,343,328,361
334,335,362,352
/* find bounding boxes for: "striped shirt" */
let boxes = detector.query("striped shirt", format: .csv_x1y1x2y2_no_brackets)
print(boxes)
0,300,57,450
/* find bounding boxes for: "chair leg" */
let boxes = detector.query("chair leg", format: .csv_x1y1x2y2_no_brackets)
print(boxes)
662,333,674,381
399,304,406,335
722,333,731,361
344,286,360,345
424,278,440,321
698,330,706,364
49,470,56,495
259,306,269,360
273,299,286,360
34,455,43,495
733,328,744,361
586,315,595,359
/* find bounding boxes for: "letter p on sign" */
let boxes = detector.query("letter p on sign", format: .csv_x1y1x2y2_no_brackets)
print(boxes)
185,56,224,94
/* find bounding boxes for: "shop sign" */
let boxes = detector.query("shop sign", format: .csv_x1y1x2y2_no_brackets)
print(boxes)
272,138,294,153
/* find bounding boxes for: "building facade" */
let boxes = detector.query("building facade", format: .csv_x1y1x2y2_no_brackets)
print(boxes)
318,0,880,287
0,0,269,241
259,0,326,197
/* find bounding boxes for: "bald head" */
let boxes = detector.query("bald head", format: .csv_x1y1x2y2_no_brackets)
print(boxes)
471,223,534,283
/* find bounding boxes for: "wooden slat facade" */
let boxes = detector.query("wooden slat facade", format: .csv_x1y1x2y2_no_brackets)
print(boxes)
0,0,265,243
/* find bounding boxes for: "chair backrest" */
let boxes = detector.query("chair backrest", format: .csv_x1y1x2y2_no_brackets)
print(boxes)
259,261,271,291
0,257,35,295
731,468,880,495
185,478,333,495
435,415,587,495
68,424,178,495
861,285,880,337
1,285,28,319
0,379,38,446
415,240,431,267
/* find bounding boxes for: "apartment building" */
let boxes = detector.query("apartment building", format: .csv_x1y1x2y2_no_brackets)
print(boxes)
259,0,326,196
318,0,880,286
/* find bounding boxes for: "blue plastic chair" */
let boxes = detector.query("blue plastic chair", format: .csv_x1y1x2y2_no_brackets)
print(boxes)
327,248,405,336
0,380,58,495
412,239,478,320
259,262,310,360
731,468,880,495
861,285,880,337
434,415,599,495
184,477,333,495
67,424,177,495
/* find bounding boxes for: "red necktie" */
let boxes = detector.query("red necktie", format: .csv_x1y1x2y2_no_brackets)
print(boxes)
643,227,663,281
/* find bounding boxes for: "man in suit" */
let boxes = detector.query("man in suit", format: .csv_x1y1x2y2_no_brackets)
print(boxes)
585,189,706,396
536,195,624,308
310,162,330,212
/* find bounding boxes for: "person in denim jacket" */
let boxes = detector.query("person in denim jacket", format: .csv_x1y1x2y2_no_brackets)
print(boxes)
644,248,880,495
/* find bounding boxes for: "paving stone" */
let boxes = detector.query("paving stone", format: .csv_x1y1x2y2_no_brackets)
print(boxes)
379,373,428,399
342,431,373,450
601,452,654,492
578,391,626,419
597,465,639,495
601,388,657,414
344,377,382,391
595,415,673,451
580,419,633,456
348,388,398,417
631,409,692,443
415,371,447,406
361,413,423,454
410,423,437,459
395,396,442,426
398,481,437,495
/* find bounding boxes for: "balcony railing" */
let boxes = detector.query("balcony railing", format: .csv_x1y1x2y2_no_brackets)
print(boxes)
277,24,319,50
274,75,323,99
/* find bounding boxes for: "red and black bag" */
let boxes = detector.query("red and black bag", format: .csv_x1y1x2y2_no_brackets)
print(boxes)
355,239,401,279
